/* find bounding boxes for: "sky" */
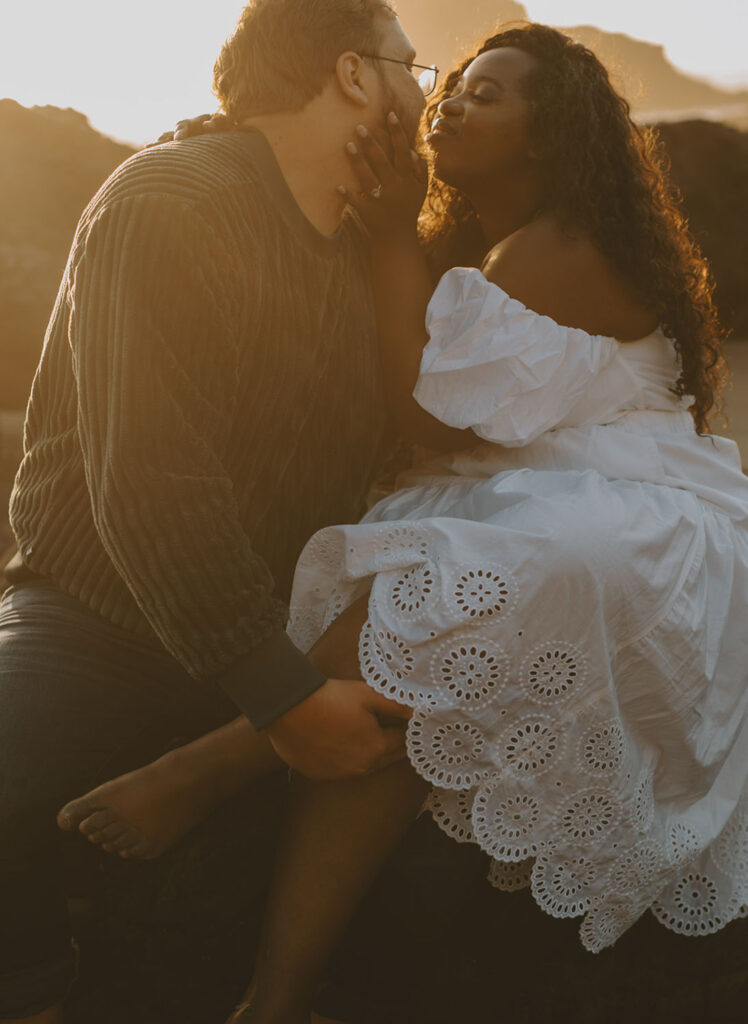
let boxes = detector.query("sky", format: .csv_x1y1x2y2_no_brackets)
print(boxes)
1,0,747,145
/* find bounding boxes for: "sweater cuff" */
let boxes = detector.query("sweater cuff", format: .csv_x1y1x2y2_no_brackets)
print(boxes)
214,629,327,731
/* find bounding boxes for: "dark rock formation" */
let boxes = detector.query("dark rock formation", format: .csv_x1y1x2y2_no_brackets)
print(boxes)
561,26,748,119
396,1,748,120
64,790,747,1024
658,120,748,336
0,99,135,409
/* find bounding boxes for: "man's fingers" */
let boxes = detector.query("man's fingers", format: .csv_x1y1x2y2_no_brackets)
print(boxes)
366,689,412,720
174,113,212,141
373,726,409,770
205,113,231,133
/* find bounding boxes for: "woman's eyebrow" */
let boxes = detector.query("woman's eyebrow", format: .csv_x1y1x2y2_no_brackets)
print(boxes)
466,74,505,91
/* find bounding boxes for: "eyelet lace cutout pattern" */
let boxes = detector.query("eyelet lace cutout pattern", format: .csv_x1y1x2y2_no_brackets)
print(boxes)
580,897,650,952
666,821,704,870
429,634,509,711
407,708,495,789
608,840,666,895
710,808,748,879
376,562,438,621
301,528,347,572
448,565,518,621
472,783,543,861
427,787,477,844
531,851,600,918
520,641,587,705
359,618,435,707
576,722,625,779
556,788,622,849
489,857,533,892
288,518,748,953
630,765,656,833
496,716,563,779
286,607,322,653
371,524,432,568
652,871,740,936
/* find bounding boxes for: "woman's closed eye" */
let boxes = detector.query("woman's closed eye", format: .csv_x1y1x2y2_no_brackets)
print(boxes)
448,84,496,103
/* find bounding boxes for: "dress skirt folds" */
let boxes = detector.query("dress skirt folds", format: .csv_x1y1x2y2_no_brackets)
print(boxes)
287,268,748,952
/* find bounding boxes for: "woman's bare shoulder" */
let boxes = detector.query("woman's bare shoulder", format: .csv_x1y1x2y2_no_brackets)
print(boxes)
481,217,658,340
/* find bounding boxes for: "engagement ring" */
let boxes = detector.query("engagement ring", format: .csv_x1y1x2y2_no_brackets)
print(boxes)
369,184,383,200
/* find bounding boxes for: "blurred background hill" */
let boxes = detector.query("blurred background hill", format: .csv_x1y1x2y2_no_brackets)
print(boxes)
397,1,748,125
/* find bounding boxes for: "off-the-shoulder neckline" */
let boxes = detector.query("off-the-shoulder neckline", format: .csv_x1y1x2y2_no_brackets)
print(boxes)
445,266,663,347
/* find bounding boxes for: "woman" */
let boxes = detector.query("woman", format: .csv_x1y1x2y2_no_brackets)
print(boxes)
61,24,748,1023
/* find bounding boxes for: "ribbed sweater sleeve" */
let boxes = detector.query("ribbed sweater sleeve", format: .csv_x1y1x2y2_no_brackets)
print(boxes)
68,192,325,727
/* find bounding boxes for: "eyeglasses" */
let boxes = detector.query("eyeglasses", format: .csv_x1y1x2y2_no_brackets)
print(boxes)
359,55,439,97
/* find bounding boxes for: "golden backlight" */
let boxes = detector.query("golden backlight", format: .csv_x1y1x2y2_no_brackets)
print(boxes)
0,0,746,145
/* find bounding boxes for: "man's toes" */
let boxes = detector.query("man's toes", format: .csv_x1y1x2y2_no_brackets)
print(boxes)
77,809,118,836
86,821,128,845
101,829,142,853
57,797,103,831
120,838,157,860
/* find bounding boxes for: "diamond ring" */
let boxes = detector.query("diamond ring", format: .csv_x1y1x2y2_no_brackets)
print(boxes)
369,184,383,200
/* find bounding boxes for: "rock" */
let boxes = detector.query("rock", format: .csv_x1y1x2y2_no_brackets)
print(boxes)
64,794,748,1024
0,99,135,409
656,120,748,337
396,2,748,120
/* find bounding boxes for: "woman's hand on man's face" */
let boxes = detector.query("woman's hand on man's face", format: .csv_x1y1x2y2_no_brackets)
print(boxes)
339,112,428,242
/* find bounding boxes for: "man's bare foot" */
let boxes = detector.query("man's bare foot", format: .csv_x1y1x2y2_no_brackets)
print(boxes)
57,718,280,859
56,747,222,859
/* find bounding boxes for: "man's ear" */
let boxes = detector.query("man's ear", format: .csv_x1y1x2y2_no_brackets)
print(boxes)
335,51,371,107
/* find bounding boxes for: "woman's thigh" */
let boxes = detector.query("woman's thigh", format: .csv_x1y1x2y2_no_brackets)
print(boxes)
306,595,370,682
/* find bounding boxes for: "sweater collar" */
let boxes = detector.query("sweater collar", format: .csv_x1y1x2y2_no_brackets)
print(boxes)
237,126,349,257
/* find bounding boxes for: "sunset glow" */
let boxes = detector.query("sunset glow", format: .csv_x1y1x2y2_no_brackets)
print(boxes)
1,1,747,144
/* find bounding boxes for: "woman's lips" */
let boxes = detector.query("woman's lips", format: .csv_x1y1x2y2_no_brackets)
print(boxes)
426,119,459,144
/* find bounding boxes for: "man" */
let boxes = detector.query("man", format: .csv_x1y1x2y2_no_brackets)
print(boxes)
0,2,429,1020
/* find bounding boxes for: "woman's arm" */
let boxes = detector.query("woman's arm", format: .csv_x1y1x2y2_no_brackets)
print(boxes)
341,117,474,451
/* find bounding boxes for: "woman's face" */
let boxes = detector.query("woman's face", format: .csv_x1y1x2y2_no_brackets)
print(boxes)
426,47,538,191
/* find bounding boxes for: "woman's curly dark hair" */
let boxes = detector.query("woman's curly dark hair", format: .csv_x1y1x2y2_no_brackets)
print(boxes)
419,23,729,434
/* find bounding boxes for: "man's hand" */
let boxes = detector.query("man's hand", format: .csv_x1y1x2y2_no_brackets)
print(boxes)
147,112,232,147
265,678,412,780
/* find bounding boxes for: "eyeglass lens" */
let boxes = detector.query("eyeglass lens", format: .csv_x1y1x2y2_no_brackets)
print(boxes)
417,66,437,96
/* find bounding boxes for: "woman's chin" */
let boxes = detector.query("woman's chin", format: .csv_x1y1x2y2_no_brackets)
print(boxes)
426,139,472,191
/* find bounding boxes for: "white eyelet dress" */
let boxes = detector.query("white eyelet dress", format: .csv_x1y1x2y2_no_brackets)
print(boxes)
287,267,748,952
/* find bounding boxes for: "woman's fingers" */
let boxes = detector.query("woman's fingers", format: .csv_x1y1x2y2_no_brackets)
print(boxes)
345,140,382,197
366,690,412,720
411,148,429,186
386,112,414,175
354,125,399,187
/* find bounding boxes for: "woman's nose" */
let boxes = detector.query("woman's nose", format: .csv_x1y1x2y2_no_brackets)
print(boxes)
438,93,464,116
